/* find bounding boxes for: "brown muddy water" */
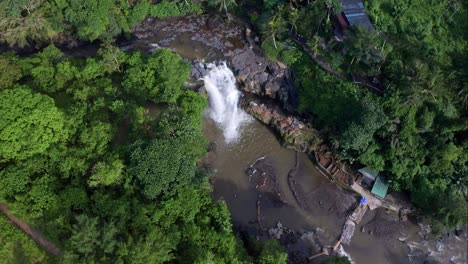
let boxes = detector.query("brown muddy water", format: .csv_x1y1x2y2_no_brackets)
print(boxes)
203,116,467,264
127,30,224,61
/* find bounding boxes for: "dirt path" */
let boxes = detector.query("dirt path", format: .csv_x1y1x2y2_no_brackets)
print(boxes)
350,182,401,212
0,204,61,256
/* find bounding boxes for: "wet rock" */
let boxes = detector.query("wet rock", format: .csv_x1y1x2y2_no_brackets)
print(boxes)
398,236,409,242
190,60,208,79
399,213,408,222
268,221,286,240
126,14,297,108
454,228,463,237
246,100,322,152
246,157,285,205
207,142,217,152
340,219,356,245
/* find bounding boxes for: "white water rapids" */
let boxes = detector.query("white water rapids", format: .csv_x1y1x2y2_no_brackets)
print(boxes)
202,62,251,143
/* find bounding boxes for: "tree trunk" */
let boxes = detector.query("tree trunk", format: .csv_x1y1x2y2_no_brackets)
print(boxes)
273,34,278,49
224,0,230,20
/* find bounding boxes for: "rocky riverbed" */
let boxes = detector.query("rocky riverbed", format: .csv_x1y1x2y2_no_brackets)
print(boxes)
125,14,298,110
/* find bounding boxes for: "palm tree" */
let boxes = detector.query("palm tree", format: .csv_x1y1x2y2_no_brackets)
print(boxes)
264,6,287,49
210,0,237,20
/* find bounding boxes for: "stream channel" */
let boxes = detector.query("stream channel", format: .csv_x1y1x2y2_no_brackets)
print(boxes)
124,15,467,264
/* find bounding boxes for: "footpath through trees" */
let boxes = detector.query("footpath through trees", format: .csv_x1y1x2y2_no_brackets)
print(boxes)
0,204,61,256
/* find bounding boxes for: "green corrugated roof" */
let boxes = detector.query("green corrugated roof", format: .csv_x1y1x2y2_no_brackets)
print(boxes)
371,175,388,199
358,167,379,180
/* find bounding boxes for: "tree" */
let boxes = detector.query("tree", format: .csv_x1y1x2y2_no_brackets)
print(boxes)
257,240,288,264
0,0,54,47
0,87,67,161
88,158,124,187
122,49,190,103
63,214,118,263
262,5,288,50
207,0,237,19
57,0,115,41
129,136,200,200
344,26,390,76
340,96,388,152
0,55,22,89
98,43,128,74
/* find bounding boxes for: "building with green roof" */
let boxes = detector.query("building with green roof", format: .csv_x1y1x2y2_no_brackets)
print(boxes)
358,167,389,199
371,175,389,199
358,166,379,186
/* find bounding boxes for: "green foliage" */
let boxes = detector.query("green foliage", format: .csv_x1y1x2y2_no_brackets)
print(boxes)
0,44,252,262
259,5,289,51
296,0,331,39
262,0,283,10
279,45,301,65
343,26,390,76
150,0,203,18
63,214,118,263
123,49,190,103
0,87,67,161
0,0,54,47
295,55,361,127
323,256,352,264
58,0,115,41
126,0,152,28
206,0,237,16
0,162,60,221
129,106,207,199
129,137,198,199
0,55,22,89
261,38,281,61
0,0,161,46
0,216,46,263
88,158,124,187
340,96,388,152
256,240,287,264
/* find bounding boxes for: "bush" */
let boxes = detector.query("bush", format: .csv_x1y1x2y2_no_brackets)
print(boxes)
261,38,280,61
149,1,203,18
323,256,351,264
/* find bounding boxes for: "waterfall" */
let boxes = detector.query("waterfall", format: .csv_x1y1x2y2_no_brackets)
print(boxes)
202,62,251,143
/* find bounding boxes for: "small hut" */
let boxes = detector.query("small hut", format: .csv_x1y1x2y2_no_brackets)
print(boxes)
336,0,374,30
371,175,388,199
339,0,374,30
358,167,389,199
358,166,379,186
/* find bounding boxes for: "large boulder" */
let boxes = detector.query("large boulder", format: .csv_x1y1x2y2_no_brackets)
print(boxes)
246,100,322,153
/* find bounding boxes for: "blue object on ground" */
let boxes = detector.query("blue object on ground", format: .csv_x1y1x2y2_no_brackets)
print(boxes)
360,197,367,204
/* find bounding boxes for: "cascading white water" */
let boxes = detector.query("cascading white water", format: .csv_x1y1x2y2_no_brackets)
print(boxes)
336,245,355,264
202,62,251,143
